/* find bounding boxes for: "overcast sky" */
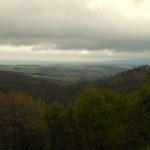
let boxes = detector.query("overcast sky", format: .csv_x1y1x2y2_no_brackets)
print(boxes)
0,0,150,62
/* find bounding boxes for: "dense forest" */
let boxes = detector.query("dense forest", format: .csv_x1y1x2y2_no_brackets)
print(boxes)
0,66,150,149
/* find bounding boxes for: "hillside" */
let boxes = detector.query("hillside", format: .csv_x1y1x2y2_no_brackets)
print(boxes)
0,64,133,82
90,65,150,92
0,71,87,104
0,65,149,104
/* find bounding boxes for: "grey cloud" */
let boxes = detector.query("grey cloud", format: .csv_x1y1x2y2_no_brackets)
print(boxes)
0,0,150,52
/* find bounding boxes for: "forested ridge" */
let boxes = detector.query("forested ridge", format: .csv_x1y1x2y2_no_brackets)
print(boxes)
0,66,150,149
0,65,149,104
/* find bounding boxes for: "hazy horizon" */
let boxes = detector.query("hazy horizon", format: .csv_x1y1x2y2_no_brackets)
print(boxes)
0,58,149,66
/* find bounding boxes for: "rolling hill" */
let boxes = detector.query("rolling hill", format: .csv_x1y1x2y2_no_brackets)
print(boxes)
0,64,133,83
0,65,149,104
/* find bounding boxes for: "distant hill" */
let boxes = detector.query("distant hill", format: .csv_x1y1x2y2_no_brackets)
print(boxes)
73,65,150,95
0,65,149,104
89,65,150,92
0,71,66,103
0,64,133,82
0,71,89,104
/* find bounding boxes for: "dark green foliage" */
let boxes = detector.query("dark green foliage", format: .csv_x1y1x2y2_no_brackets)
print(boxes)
0,92,46,150
0,71,73,104
74,89,113,150
0,82,9,94
44,103,66,150
91,65,150,92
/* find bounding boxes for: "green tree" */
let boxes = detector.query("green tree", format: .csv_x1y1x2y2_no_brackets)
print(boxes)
44,103,66,150
74,88,113,150
0,92,45,150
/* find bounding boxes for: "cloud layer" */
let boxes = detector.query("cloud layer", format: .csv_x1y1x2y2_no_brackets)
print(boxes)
0,0,150,52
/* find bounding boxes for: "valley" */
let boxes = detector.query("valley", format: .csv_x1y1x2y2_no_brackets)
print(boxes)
0,64,133,83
